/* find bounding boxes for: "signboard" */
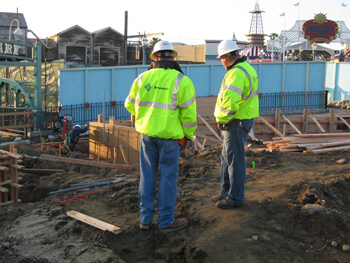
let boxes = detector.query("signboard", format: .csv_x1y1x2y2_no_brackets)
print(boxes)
303,13,338,43
346,45,350,59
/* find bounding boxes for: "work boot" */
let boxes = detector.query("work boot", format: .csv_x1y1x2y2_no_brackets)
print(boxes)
159,218,188,233
211,194,225,202
215,199,244,209
140,222,151,230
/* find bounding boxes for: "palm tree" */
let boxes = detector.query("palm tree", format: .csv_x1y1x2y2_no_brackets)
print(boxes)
148,37,162,48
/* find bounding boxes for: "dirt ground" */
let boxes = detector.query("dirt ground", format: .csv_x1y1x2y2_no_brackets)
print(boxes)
1,139,350,263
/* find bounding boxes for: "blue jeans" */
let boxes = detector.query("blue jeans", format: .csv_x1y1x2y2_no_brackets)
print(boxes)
139,134,180,228
220,119,253,204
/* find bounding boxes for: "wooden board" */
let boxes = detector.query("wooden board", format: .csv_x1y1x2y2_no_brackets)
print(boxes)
66,210,122,234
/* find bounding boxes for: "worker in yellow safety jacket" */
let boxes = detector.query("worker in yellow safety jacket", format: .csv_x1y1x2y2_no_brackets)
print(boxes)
124,40,197,233
211,39,259,209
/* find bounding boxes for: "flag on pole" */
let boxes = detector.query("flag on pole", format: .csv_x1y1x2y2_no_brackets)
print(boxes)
294,2,300,6
280,13,286,17
342,3,347,7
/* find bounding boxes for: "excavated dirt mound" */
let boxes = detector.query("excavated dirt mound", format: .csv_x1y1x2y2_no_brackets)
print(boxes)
1,143,350,262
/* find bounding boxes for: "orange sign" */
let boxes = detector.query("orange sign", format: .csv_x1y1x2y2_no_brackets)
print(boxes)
303,13,338,43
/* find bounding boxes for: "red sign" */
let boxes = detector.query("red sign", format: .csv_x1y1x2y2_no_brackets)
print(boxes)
302,14,338,43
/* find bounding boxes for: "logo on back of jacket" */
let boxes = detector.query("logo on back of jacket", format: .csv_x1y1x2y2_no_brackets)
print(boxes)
144,83,169,91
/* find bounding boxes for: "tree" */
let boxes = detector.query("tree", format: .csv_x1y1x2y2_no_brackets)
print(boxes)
148,37,162,48
269,33,279,40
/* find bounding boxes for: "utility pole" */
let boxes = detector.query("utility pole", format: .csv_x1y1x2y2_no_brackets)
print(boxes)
124,11,128,65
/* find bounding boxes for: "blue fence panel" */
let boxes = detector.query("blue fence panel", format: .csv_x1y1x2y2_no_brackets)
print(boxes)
86,69,112,103
257,63,284,93
59,61,338,109
335,63,350,101
308,62,326,92
59,70,85,105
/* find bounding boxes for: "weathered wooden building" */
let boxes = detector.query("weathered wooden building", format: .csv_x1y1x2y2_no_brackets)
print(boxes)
0,12,28,58
47,25,125,67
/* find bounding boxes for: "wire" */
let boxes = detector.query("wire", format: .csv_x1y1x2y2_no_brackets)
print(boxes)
30,189,106,210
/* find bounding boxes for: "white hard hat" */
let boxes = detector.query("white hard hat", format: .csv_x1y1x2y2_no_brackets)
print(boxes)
150,40,178,60
217,39,242,58
73,124,81,129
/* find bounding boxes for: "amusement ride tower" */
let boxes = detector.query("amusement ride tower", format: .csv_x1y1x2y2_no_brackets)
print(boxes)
246,1,266,47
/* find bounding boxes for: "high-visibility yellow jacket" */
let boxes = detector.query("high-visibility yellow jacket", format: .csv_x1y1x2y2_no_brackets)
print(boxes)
214,61,259,124
125,66,197,140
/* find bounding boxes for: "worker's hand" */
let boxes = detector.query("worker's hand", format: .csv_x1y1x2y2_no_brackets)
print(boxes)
84,124,88,127
217,123,226,131
179,138,190,152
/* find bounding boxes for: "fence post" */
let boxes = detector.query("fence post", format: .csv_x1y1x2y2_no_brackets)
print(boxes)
62,115,67,140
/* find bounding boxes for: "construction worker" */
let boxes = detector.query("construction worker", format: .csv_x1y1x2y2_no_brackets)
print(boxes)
124,40,197,233
211,39,259,209
64,124,88,152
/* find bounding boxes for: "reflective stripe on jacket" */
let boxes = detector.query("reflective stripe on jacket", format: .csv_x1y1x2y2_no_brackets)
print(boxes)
214,61,259,124
124,68,197,140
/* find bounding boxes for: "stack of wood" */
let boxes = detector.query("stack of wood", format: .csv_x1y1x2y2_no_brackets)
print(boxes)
263,132,350,154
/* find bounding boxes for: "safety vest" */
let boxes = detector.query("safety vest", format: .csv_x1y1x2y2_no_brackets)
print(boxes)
124,68,197,140
214,61,259,124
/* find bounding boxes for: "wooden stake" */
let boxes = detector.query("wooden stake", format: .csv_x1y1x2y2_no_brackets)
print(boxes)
119,145,129,165
258,116,283,137
197,113,223,142
308,109,325,133
282,114,302,134
66,210,122,234
336,113,350,129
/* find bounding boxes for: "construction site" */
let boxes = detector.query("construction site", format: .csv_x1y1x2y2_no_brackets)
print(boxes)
0,94,349,262
1,5,350,262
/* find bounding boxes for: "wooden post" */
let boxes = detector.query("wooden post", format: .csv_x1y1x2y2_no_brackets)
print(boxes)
329,109,336,133
275,109,281,132
302,109,308,134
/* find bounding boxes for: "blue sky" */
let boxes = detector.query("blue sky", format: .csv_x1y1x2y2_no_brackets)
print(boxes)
3,0,350,44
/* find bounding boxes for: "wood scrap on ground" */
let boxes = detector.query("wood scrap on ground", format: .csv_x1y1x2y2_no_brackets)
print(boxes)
66,210,122,234
263,132,350,153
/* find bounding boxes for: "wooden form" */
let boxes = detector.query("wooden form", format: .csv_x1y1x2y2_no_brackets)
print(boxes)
66,210,122,234
195,97,349,143
89,115,140,164
0,146,23,206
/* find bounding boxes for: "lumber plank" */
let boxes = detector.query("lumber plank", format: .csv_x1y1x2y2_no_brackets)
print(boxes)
66,210,122,234
40,154,137,169
21,168,65,176
10,183,22,188
310,145,350,154
336,159,346,164
0,186,9,192
0,180,11,186
291,133,350,138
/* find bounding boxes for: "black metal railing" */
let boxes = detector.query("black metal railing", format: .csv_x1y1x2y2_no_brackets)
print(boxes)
259,91,326,111
32,91,327,129
38,101,131,129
